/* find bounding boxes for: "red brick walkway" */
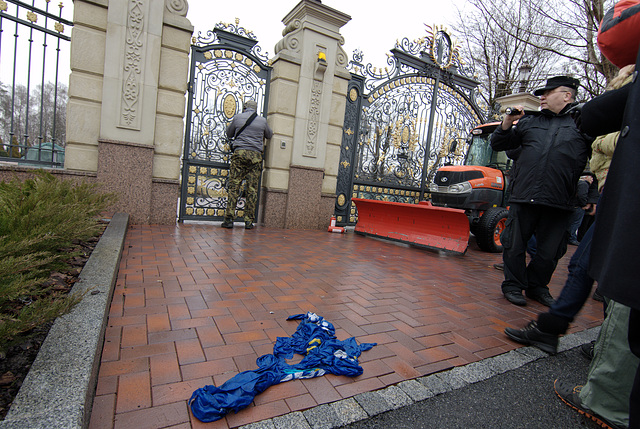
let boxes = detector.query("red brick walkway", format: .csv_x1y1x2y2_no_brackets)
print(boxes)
88,224,602,429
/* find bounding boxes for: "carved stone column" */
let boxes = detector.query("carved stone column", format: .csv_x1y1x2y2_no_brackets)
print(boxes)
65,0,193,224
262,0,351,229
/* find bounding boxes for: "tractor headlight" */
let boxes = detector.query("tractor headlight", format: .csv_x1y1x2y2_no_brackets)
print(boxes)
448,181,472,194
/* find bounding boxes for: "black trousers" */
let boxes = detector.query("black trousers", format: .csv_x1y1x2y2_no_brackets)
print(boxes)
501,203,571,296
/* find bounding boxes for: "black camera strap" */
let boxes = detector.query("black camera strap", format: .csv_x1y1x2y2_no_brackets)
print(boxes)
233,112,258,141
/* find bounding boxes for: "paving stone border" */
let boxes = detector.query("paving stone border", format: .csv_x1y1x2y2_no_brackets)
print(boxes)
0,213,129,429
238,326,601,429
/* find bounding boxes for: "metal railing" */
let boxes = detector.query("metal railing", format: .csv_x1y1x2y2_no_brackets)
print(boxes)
0,0,73,168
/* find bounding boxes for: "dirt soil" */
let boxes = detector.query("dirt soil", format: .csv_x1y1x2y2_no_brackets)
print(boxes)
0,231,104,420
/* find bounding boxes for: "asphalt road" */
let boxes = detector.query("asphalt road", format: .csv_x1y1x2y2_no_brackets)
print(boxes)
342,346,604,429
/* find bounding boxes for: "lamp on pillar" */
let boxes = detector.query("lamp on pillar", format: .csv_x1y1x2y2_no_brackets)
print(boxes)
315,51,328,80
518,60,532,93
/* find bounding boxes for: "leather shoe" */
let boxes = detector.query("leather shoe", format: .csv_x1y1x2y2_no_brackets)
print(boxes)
493,263,504,271
245,222,254,230
504,291,526,306
505,321,558,354
580,341,595,360
221,219,234,228
528,292,554,307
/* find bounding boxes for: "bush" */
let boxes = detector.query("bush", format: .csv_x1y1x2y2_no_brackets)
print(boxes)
0,172,115,351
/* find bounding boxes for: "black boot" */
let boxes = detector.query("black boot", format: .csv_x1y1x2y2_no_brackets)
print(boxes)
526,291,555,307
504,321,559,354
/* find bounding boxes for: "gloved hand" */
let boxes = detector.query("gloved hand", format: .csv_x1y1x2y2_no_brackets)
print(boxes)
568,103,584,128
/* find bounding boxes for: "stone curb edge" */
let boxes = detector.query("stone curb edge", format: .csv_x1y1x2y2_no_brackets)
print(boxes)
238,326,601,429
0,213,130,429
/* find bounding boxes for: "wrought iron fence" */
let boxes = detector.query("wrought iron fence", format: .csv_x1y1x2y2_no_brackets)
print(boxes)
0,0,73,168
335,26,484,225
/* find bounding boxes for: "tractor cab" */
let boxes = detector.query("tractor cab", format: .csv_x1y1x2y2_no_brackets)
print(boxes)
466,123,513,174
428,122,513,252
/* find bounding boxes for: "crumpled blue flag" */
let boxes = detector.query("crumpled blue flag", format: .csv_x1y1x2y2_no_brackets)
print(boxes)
189,312,376,422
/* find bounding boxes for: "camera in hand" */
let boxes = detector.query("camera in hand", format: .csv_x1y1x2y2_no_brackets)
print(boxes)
505,107,522,115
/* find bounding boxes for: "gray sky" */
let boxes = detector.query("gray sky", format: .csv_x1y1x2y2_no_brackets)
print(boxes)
187,0,460,67
0,1,459,88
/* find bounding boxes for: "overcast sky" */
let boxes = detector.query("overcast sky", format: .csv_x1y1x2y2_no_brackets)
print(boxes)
0,1,460,88
187,0,460,67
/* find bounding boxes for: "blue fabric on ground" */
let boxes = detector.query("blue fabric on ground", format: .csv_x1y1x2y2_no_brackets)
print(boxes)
189,354,282,422
275,313,336,358
189,312,376,422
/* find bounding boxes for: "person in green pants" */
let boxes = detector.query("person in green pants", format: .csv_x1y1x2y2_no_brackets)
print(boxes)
222,100,273,229
577,301,640,428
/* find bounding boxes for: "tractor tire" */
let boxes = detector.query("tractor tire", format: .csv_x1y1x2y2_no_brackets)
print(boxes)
475,207,509,253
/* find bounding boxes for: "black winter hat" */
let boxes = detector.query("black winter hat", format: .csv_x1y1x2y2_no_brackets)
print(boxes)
533,76,580,96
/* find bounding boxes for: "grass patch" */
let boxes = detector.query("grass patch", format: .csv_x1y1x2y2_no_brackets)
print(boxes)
0,172,115,352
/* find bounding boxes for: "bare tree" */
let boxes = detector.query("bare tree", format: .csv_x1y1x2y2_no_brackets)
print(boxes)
28,82,68,147
453,0,618,107
537,0,619,96
0,83,30,154
0,81,67,157
453,0,561,111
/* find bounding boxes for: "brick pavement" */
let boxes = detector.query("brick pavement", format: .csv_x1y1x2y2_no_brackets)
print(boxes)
88,224,602,429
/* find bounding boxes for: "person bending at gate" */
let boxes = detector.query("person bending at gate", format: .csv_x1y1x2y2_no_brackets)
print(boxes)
222,100,273,230
490,76,592,307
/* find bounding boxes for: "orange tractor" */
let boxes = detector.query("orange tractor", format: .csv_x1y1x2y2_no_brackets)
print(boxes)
428,121,513,252
353,121,513,255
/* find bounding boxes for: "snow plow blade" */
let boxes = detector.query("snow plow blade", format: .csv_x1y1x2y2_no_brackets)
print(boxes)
352,198,470,255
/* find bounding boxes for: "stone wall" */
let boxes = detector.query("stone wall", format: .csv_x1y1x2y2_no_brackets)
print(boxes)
40,0,191,224
2,0,352,229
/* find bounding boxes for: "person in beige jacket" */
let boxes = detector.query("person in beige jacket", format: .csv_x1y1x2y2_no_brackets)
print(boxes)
590,64,635,193
577,65,636,242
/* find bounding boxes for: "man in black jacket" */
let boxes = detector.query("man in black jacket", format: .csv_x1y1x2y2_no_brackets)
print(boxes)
491,76,592,307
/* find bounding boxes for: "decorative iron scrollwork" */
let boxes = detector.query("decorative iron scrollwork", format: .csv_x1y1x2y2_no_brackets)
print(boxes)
215,18,256,40
336,26,484,226
180,25,271,222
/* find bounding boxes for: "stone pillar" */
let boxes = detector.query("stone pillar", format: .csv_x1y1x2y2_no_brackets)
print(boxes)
65,0,109,174
65,0,193,224
495,93,540,113
261,0,351,229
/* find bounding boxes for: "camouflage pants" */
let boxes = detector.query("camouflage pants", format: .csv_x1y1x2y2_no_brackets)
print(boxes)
224,149,263,222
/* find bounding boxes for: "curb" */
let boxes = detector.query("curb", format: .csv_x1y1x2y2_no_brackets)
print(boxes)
237,326,601,429
0,213,129,429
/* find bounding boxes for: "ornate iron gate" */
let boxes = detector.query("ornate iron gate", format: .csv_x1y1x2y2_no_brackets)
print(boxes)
179,22,271,222
335,27,484,226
